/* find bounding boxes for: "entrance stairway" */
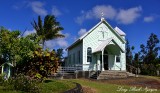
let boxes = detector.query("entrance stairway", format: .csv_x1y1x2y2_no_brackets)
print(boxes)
90,70,135,79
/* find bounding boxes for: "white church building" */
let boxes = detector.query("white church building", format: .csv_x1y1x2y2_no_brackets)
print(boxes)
66,17,126,71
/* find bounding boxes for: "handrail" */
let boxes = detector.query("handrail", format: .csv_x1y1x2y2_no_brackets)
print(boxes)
114,64,121,70
126,64,138,77
126,64,136,69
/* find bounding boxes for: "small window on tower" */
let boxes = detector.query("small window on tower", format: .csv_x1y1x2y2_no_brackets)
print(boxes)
116,56,120,63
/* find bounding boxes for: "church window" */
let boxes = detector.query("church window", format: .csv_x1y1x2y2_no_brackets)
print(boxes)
116,55,120,63
77,51,80,63
87,47,92,62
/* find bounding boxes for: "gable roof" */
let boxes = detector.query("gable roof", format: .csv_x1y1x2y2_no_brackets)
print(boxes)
93,37,125,53
93,37,113,53
67,18,126,49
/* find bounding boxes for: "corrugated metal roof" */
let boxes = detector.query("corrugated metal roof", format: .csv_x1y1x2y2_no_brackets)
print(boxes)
114,26,126,36
93,37,113,53
93,38,125,53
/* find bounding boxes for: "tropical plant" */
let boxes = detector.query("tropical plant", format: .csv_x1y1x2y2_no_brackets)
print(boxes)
21,48,59,80
31,15,64,48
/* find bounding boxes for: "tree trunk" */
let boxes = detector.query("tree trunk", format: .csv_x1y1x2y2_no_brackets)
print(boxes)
42,39,45,49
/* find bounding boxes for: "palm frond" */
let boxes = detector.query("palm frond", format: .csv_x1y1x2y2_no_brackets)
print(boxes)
31,15,64,48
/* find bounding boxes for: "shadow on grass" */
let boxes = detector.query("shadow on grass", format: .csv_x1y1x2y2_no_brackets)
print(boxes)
44,80,53,83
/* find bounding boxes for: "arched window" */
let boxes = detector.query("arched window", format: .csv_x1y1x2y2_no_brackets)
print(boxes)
87,47,92,62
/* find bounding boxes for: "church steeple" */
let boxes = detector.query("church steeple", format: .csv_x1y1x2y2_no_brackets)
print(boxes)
101,12,105,21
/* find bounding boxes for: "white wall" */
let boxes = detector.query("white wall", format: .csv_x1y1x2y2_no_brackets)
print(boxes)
67,42,83,66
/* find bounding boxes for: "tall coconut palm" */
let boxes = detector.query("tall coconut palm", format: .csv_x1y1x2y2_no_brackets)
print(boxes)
31,15,64,48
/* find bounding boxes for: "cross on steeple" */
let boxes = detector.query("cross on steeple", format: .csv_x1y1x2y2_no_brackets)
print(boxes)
101,12,104,17
101,12,105,21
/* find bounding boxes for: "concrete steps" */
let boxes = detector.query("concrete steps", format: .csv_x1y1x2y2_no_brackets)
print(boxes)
126,72,135,77
96,70,135,80
89,71,101,79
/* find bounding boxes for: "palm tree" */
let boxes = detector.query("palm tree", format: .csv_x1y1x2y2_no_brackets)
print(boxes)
31,15,64,48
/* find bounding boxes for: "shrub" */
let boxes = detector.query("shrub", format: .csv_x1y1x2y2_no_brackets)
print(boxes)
13,74,40,93
0,74,40,93
0,74,4,85
140,64,157,75
17,48,59,81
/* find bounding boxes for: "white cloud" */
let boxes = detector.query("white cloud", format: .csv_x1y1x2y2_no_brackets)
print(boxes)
45,38,68,49
52,6,62,17
45,32,69,49
92,5,117,19
29,1,47,16
76,5,142,25
12,1,28,10
45,40,55,49
75,5,116,24
144,16,154,22
23,29,36,36
75,16,86,25
56,38,68,47
23,30,69,49
78,28,87,36
116,6,142,24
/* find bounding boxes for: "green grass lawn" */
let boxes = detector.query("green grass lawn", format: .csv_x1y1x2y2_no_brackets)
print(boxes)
0,86,21,93
0,76,159,93
39,79,76,93
0,79,76,93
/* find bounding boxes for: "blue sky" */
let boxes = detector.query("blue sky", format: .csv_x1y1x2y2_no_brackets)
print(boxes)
0,0,160,55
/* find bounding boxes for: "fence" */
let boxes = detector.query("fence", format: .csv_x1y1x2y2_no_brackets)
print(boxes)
56,64,101,79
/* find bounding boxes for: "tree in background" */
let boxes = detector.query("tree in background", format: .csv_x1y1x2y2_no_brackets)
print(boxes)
0,27,61,79
139,33,160,75
31,15,64,49
0,27,41,75
139,33,160,64
55,48,64,66
126,40,135,64
0,27,21,66
132,53,140,68
126,40,135,73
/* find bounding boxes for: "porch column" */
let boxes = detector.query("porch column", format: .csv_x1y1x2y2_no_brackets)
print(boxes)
97,54,101,71
114,55,116,70
102,50,104,71
8,66,10,78
1,66,4,74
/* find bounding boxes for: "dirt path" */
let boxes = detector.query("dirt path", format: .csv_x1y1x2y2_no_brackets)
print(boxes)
89,76,160,89
82,86,97,93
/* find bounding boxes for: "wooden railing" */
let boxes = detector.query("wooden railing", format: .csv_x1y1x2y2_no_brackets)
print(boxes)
126,64,138,76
